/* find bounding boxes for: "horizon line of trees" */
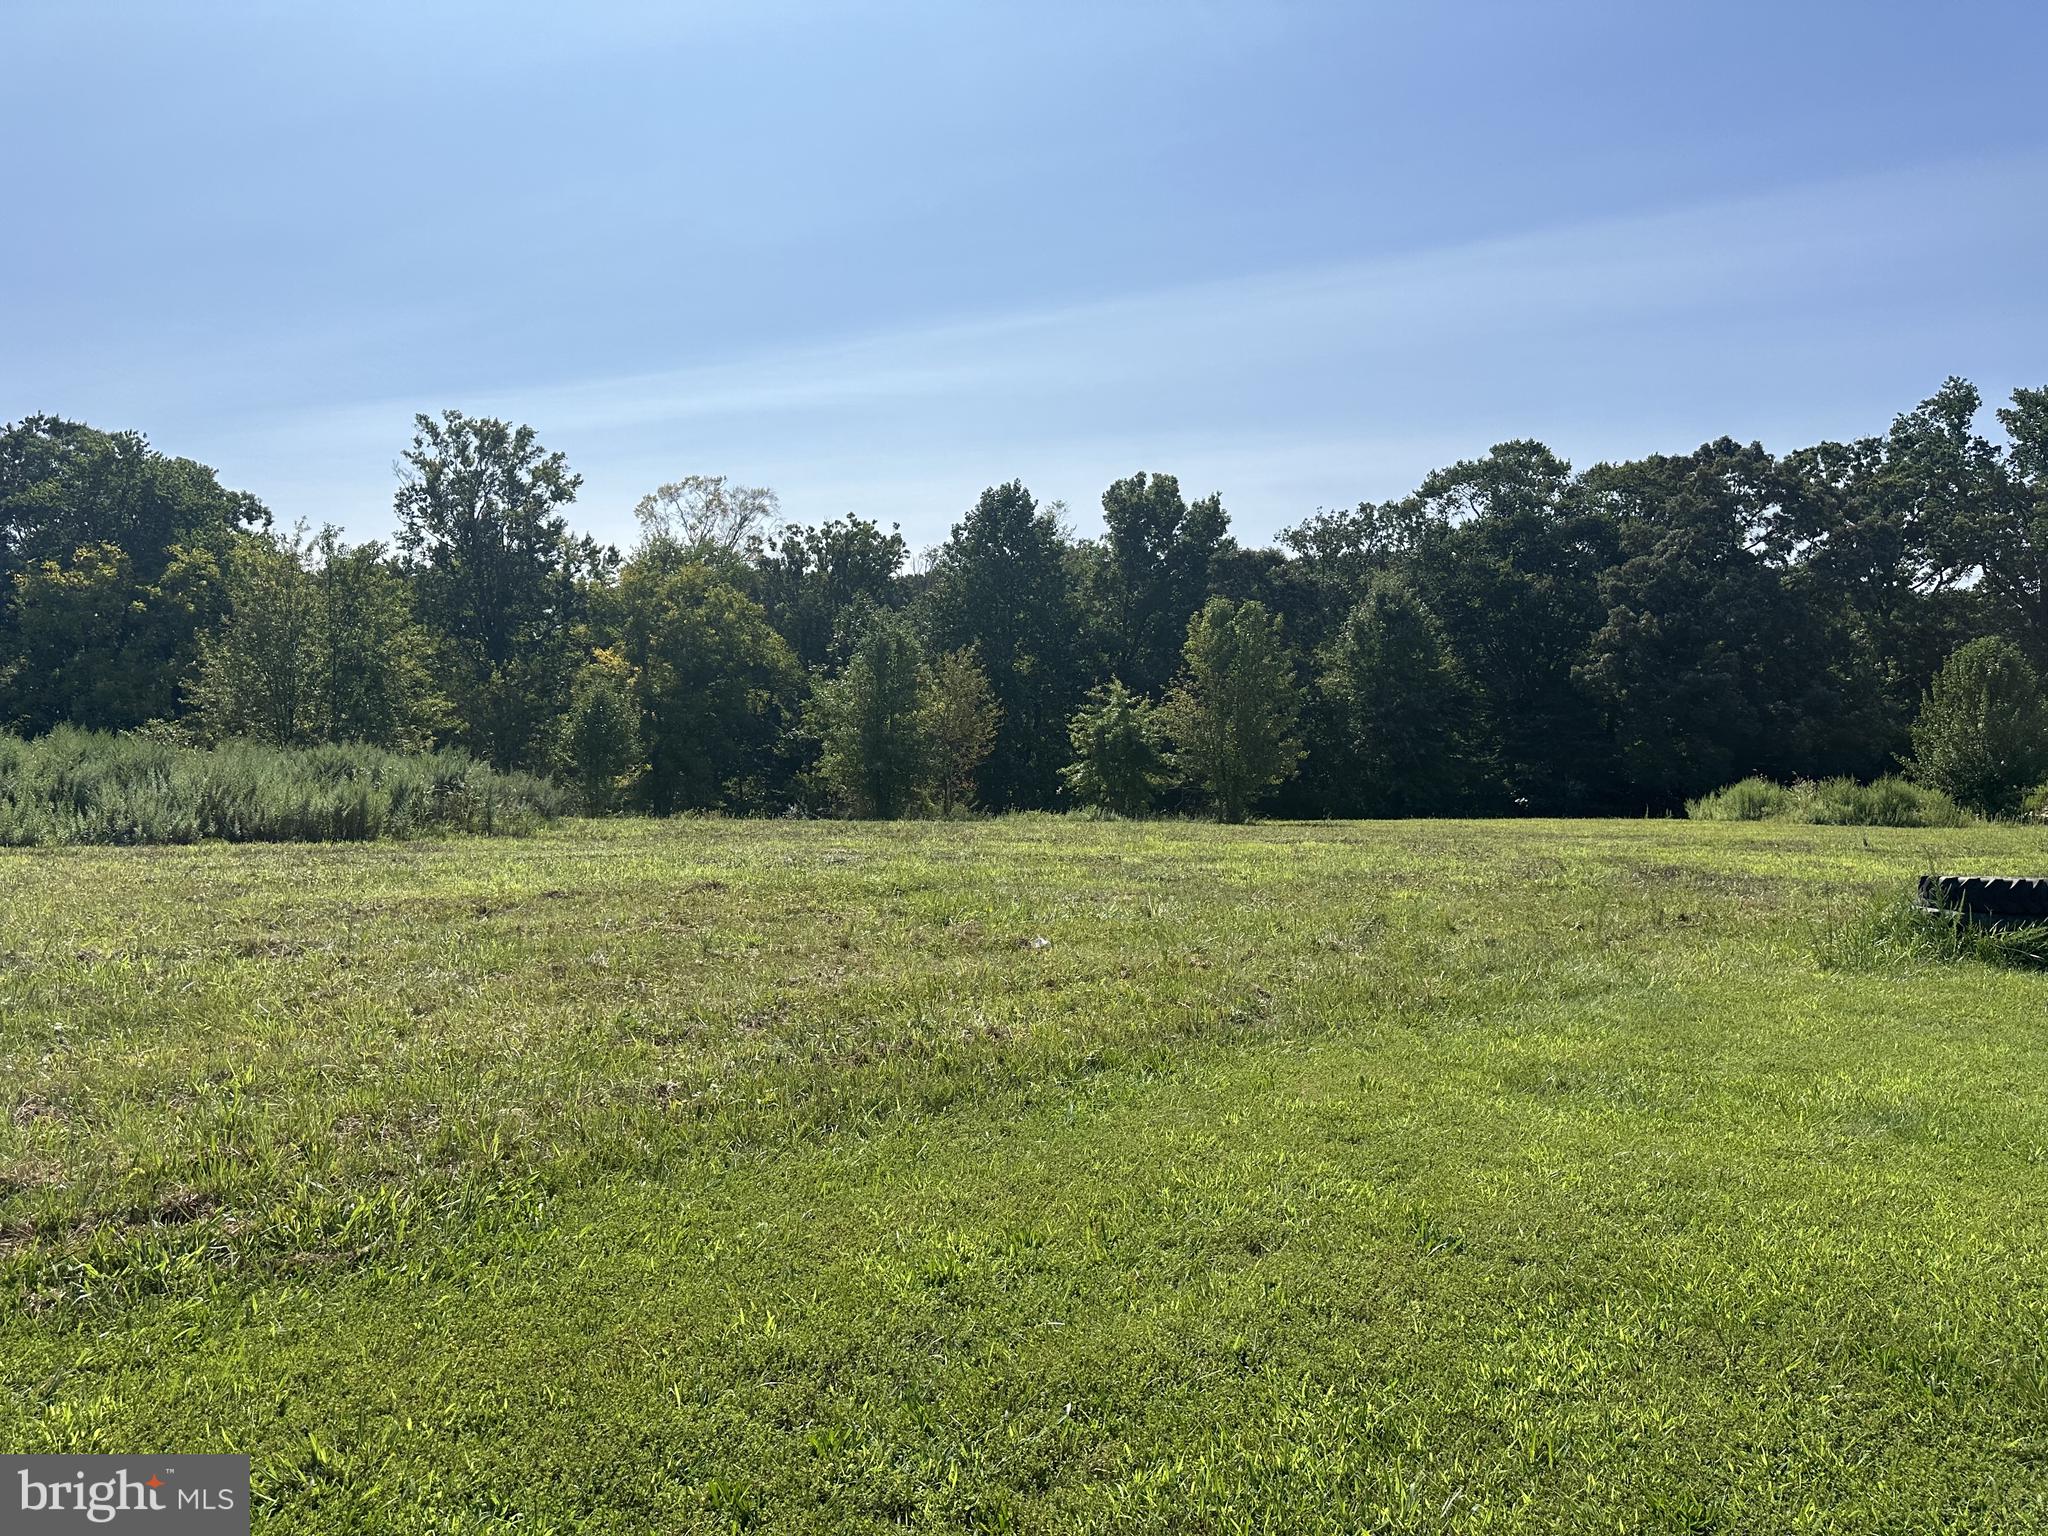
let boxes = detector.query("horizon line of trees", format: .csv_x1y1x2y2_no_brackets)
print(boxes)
4,375,2048,822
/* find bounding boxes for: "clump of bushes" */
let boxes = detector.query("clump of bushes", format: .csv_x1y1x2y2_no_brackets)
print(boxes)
1687,775,1974,827
0,727,570,845
1685,777,1795,823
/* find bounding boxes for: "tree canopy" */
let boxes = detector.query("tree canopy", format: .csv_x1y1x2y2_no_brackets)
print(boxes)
7,376,2048,820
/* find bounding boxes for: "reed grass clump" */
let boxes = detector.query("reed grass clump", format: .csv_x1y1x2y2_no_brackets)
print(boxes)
1687,774,1973,827
0,727,569,844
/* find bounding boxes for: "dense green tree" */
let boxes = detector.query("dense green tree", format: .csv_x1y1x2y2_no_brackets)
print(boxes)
1204,543,1336,660
306,529,442,749
394,410,593,772
1987,386,2048,659
1404,441,1620,811
1577,442,1881,805
1257,504,1441,814
0,416,266,590
558,651,644,814
920,647,1001,815
1060,680,1168,816
1162,598,1304,823
1320,572,1488,816
192,528,320,744
809,610,930,818
615,560,799,812
1776,380,2008,747
194,526,442,749
1280,500,1430,597
6,541,225,735
0,416,262,731
752,515,908,673
13,380,2048,824
922,482,1082,807
1908,637,2048,815
1095,472,1230,695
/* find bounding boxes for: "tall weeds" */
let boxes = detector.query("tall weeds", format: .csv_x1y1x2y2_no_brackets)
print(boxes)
0,727,569,844
1816,894,2048,972
1687,774,1974,827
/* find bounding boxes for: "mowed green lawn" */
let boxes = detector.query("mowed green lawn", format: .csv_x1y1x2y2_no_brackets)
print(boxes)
4,818,2047,1533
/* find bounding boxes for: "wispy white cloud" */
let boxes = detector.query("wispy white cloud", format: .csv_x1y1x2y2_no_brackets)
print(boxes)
145,150,2048,544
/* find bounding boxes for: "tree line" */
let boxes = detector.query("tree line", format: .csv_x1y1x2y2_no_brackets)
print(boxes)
3,377,2046,821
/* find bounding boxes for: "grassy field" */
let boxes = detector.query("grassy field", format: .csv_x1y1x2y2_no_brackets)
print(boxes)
4,817,2046,1533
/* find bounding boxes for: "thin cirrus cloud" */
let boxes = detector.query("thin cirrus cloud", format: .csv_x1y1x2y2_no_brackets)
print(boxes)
204,149,2048,549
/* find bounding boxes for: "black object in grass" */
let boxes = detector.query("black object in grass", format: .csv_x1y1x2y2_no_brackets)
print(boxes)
1917,874,2048,926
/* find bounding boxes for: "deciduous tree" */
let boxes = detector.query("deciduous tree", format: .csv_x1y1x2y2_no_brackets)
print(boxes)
920,647,1000,815
752,515,908,673
1320,573,1488,816
1162,598,1303,823
810,610,929,818
0,416,261,731
1095,472,1230,695
394,410,591,772
1404,441,1619,811
615,561,799,812
192,528,320,744
1908,637,2048,815
633,475,779,581
922,482,1082,807
559,650,643,814
1060,679,1167,816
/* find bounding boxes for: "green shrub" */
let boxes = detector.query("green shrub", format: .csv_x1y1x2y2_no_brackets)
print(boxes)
1061,680,1168,818
1907,637,2048,816
1796,775,1974,828
1685,777,1792,821
1688,775,1973,827
0,727,570,845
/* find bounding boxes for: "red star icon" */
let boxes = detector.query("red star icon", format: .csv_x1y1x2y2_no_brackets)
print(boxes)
146,1476,163,1489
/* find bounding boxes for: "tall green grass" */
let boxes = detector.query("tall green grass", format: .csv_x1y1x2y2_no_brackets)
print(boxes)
1816,893,2048,971
1687,773,1974,827
0,727,569,844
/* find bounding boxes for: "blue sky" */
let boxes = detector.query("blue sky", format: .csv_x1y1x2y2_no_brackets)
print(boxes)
5,0,2045,550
